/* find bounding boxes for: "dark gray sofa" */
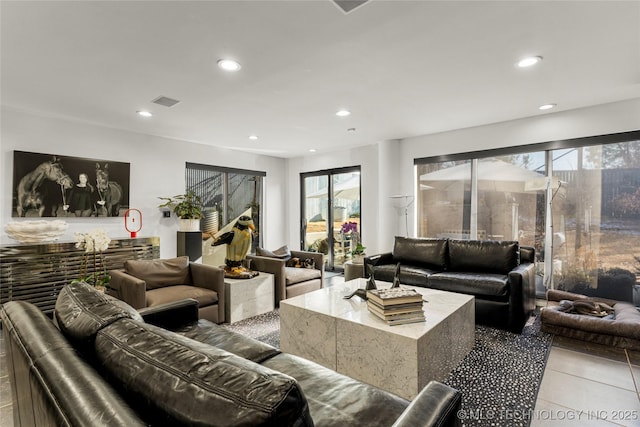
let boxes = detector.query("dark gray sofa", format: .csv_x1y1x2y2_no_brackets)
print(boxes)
365,237,536,333
1,281,462,427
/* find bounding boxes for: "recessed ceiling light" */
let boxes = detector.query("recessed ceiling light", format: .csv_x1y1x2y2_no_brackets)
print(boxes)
217,59,241,72
137,110,153,117
249,135,258,140
539,103,556,110
517,56,543,68
309,148,317,153
335,109,351,117
347,128,356,132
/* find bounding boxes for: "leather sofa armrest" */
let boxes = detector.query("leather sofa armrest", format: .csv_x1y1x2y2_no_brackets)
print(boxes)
519,245,535,263
190,263,224,292
392,381,462,427
108,269,146,309
190,263,225,323
246,255,287,303
364,252,393,267
139,298,199,329
507,262,536,331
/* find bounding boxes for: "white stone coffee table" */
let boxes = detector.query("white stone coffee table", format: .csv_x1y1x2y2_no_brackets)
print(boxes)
224,272,274,323
280,278,474,399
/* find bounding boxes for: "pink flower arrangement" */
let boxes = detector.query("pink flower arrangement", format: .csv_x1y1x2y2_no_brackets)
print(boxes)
340,221,358,234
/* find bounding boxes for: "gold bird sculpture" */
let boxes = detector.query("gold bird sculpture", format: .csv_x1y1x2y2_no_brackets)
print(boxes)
213,215,257,277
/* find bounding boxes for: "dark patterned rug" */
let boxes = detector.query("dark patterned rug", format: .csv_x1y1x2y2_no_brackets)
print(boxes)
443,312,552,427
224,309,552,427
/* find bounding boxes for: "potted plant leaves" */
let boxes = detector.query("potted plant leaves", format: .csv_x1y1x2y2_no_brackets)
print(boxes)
351,243,366,264
158,190,204,231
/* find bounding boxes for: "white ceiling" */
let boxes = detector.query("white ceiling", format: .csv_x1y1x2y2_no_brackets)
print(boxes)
2,1,639,158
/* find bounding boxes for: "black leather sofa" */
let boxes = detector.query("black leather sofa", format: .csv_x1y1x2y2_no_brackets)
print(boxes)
1,281,462,427
365,237,536,333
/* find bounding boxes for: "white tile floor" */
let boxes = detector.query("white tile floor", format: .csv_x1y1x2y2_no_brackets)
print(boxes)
532,345,640,427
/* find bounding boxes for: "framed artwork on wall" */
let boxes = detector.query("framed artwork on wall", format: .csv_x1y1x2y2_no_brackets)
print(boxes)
12,150,130,218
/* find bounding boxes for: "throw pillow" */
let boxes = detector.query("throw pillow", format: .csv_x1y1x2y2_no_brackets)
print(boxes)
285,257,316,269
257,245,291,260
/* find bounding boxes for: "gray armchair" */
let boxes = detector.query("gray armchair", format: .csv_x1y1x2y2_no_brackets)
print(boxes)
107,256,225,324
246,249,324,305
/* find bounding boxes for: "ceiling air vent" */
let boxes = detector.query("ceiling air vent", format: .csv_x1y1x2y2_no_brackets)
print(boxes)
333,0,369,14
151,96,180,107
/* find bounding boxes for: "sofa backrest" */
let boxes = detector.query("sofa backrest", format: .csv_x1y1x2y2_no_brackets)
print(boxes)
1,300,145,427
392,237,448,270
124,256,192,290
448,239,519,274
55,281,143,343
96,319,313,426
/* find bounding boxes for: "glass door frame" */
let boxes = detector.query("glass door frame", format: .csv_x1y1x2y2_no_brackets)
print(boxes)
300,166,361,272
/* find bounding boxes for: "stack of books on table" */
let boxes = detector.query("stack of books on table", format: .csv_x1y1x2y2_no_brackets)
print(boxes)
366,288,425,326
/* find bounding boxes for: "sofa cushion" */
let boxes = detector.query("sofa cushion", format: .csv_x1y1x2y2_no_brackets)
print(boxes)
428,272,510,299
146,285,218,308
257,245,292,261
285,266,321,286
96,319,313,426
55,281,143,343
448,239,519,274
263,353,409,427
372,264,433,286
124,256,191,290
392,237,448,270
173,320,281,363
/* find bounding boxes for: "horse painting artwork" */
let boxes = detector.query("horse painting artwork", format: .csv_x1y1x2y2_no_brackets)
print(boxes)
15,156,74,217
13,151,130,218
95,163,123,216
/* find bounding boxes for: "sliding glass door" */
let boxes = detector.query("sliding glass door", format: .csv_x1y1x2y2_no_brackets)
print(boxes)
302,167,361,271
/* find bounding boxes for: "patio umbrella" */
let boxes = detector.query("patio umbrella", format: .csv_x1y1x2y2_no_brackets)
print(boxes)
307,175,361,200
419,160,544,193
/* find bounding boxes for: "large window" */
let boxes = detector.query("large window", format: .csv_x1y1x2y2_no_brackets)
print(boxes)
551,142,640,301
186,163,264,252
418,155,545,245
416,132,640,304
417,160,469,239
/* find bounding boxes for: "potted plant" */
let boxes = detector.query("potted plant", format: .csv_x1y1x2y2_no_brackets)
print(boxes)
158,191,204,231
351,243,366,264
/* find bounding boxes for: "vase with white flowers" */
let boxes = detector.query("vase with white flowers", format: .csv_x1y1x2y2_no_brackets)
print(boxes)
72,228,111,291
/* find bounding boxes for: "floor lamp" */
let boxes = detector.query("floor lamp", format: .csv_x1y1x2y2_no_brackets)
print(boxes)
390,195,414,237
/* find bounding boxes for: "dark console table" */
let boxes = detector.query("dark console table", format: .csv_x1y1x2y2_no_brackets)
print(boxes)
0,236,160,315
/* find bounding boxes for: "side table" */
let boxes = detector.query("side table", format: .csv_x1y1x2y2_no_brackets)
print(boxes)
344,260,365,281
224,272,275,323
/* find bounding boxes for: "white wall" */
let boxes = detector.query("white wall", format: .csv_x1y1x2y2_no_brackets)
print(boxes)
1,107,288,257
